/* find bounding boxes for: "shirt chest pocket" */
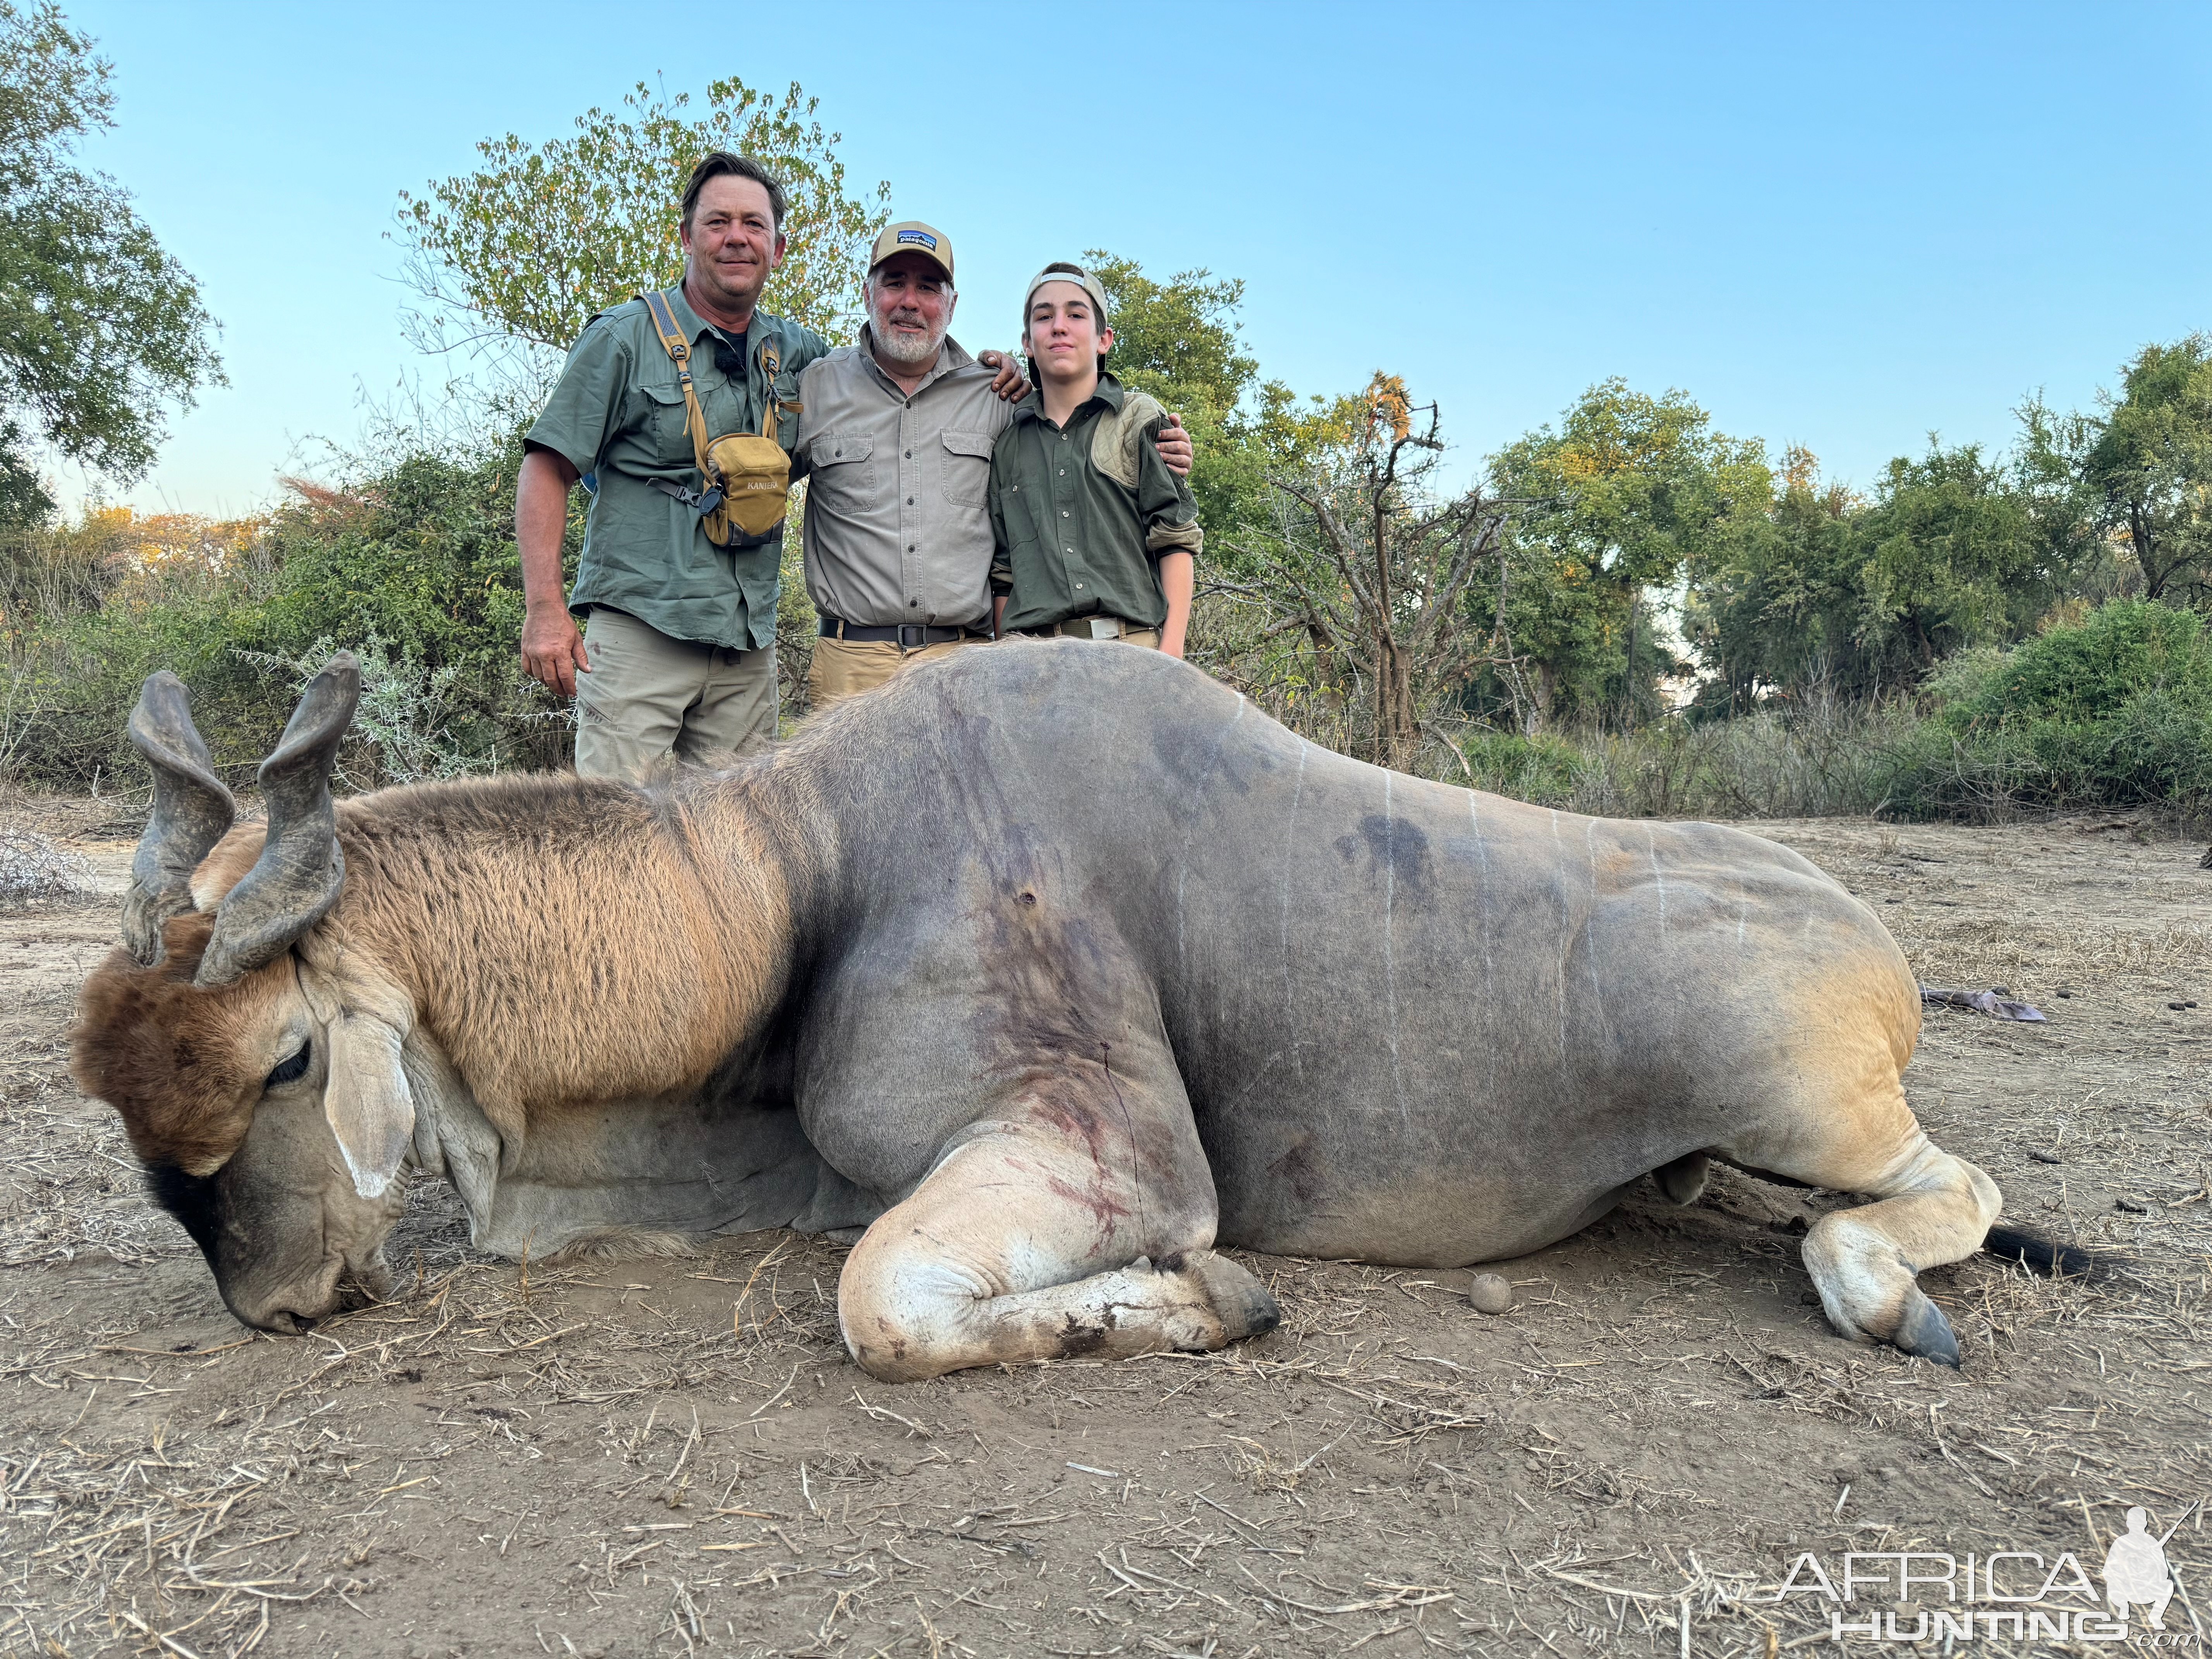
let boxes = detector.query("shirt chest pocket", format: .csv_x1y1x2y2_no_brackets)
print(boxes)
809,430,876,512
635,378,693,467
939,428,994,510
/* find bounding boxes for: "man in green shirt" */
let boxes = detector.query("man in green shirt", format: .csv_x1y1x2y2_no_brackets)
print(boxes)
989,263,1202,655
516,153,1023,775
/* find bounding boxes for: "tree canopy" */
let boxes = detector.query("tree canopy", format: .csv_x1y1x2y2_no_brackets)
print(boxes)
398,78,890,362
1483,380,1771,725
0,1,223,525
2081,334,2212,604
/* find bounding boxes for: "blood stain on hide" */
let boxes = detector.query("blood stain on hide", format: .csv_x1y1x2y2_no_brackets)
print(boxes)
1046,1173,1132,1240
1059,1315,1108,1355
1027,1087,1113,1167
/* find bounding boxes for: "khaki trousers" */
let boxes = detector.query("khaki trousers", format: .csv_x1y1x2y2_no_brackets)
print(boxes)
807,633,984,713
573,607,778,779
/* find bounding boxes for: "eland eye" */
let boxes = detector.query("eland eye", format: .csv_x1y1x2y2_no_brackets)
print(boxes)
265,1041,311,1089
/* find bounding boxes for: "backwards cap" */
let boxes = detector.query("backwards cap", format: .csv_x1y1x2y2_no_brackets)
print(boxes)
1023,262,1110,331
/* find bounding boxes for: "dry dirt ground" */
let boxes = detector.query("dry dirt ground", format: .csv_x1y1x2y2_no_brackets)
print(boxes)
1,802,2208,1659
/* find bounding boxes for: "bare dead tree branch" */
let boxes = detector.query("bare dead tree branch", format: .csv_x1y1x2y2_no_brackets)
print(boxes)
1207,401,1522,775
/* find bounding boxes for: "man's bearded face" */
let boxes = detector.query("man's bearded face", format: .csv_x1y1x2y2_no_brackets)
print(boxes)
869,254,954,369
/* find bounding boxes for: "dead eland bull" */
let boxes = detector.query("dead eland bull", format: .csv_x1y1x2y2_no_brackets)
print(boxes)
74,645,2050,1380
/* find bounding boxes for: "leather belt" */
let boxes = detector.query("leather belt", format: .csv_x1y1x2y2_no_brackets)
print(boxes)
818,615,984,647
1022,616,1145,641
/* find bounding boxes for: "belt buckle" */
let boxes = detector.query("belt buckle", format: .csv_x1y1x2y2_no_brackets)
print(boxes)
1089,617,1119,640
898,623,929,649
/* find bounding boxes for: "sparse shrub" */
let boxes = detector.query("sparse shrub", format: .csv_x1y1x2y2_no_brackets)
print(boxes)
239,634,544,788
0,824,89,906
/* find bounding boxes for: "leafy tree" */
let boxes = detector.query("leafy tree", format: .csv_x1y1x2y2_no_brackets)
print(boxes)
1690,425,2097,710
0,2,223,524
1850,440,2059,669
398,77,890,364
1486,379,1770,726
1682,447,1860,709
2079,334,2212,603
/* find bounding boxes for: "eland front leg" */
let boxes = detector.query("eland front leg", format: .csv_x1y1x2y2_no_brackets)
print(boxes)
835,1065,1279,1383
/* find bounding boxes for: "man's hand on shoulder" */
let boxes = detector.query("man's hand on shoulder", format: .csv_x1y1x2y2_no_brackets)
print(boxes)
979,349,1030,403
1155,413,1193,478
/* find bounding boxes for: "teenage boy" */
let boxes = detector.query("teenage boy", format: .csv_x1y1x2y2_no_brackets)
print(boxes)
988,262,1201,655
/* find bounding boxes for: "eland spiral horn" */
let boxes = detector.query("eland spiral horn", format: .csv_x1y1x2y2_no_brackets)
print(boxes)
195,653,361,987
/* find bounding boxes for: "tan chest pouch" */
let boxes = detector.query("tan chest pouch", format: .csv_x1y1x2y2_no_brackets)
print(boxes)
702,432,791,541
639,289,800,549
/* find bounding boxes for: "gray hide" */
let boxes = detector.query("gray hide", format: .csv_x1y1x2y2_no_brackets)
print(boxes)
781,642,1914,1266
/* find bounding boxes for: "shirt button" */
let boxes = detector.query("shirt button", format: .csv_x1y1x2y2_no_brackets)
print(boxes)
910,598,920,607
907,496,914,504
908,544,916,552
905,450,912,458
1062,511,1070,517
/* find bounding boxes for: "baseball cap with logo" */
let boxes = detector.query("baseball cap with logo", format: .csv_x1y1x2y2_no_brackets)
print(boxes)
869,221,954,283
1023,262,1110,330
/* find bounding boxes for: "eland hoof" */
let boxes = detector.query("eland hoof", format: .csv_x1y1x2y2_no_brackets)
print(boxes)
1893,1290,1961,1367
1192,1252,1281,1343
1654,1152,1709,1207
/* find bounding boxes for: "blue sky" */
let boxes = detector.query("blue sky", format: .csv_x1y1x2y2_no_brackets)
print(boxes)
56,0,2212,518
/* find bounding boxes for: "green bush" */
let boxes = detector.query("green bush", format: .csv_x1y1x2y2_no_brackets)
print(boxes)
1946,599,2212,725
1875,600,2212,815
1,433,576,792
1454,730,1586,807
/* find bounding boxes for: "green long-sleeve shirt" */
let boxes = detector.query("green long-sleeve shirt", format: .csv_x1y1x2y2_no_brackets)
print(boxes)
987,374,1201,634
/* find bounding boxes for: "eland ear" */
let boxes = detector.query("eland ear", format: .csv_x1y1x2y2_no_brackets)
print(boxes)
323,1011,415,1199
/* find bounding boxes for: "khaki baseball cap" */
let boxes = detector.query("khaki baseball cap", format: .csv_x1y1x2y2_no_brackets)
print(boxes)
869,221,954,282
1023,262,1109,329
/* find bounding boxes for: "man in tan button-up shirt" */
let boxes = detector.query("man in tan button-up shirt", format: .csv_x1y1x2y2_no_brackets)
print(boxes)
791,221,1190,710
